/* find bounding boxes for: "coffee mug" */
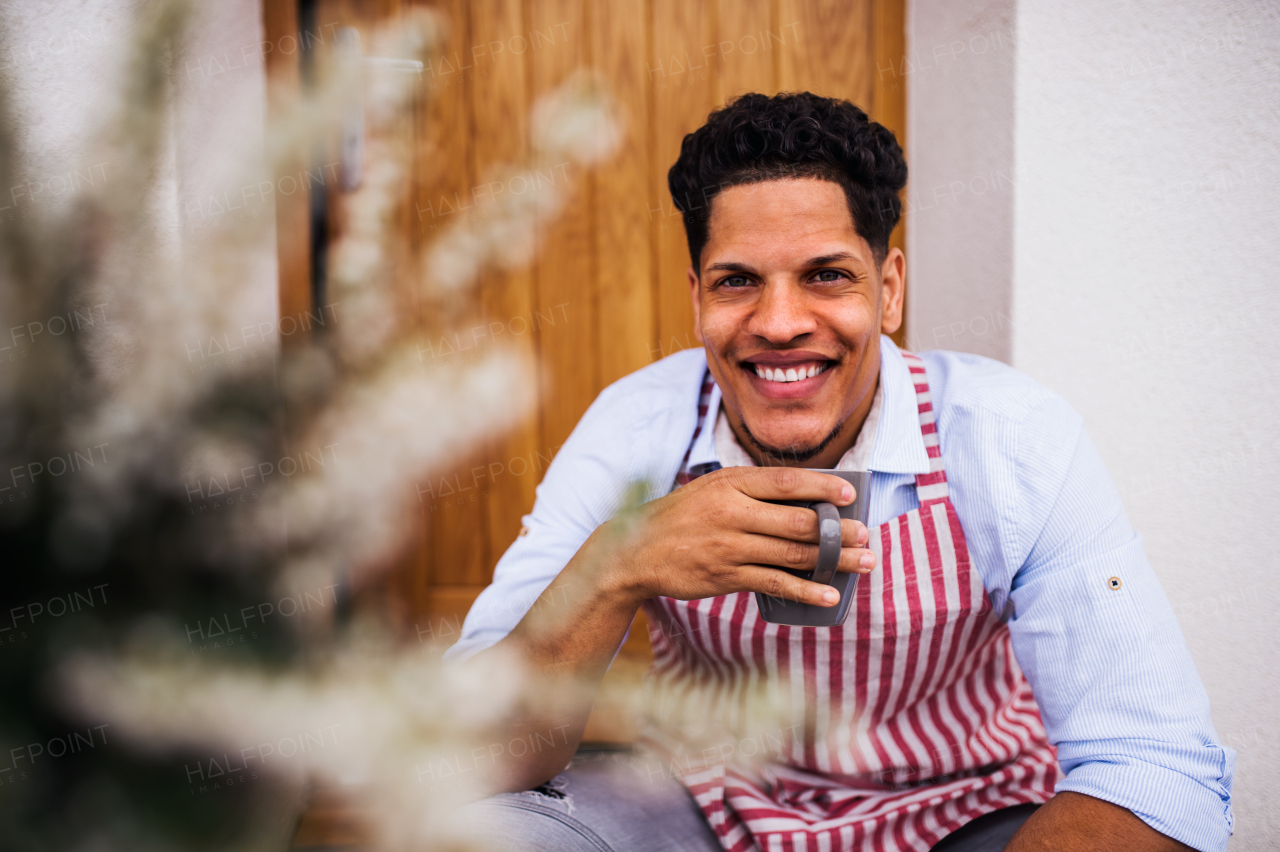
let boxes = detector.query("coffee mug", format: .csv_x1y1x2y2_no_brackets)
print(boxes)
755,469,870,627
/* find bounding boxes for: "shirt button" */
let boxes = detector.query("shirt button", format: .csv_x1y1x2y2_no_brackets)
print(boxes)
1107,576,1122,590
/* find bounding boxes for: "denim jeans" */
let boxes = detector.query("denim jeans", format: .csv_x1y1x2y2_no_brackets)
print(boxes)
459,752,1038,852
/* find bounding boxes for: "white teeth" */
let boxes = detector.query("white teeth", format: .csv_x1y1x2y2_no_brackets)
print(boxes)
754,363,828,383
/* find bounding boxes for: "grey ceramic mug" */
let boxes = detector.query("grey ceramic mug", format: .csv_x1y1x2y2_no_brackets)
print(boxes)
755,469,871,627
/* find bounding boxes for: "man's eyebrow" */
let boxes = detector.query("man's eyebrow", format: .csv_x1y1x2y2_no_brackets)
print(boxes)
705,260,757,274
704,252,860,274
805,252,859,266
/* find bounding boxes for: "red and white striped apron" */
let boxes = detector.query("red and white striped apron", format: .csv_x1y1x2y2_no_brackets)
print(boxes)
639,353,1059,852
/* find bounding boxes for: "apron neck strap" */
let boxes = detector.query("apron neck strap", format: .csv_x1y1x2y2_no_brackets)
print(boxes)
901,352,951,505
675,369,718,486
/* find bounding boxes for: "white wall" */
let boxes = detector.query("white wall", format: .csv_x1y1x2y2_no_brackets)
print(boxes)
0,0,280,359
0,0,298,842
910,1,1280,847
905,0,1017,361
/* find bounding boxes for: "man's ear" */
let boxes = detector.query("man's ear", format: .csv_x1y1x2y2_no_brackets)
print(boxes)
688,265,704,344
879,247,905,336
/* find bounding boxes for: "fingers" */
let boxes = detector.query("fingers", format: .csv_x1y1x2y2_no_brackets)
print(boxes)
740,565,842,607
840,519,877,573
739,533,876,575
841,518,870,549
847,547,877,573
721,466,855,506
737,501,870,548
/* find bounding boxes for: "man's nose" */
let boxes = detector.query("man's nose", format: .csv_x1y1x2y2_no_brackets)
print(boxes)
745,281,817,343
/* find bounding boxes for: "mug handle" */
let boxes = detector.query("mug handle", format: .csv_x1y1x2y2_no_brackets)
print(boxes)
810,502,843,586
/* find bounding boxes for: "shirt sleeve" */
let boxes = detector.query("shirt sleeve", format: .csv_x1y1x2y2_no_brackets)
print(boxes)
1005,397,1235,852
443,384,647,662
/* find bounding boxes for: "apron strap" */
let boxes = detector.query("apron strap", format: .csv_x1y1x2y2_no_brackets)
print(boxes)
901,351,951,505
674,369,718,487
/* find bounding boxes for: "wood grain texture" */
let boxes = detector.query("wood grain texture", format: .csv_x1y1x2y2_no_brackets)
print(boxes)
651,0,711,363
712,0,776,104
411,0,490,587
528,0,598,452
778,0,872,106
467,0,546,579
592,0,656,385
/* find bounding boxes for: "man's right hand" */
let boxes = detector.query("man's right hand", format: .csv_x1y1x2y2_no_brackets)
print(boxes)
594,467,878,609
483,467,877,795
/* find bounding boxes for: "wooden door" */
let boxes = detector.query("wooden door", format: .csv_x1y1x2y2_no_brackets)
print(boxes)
266,0,907,732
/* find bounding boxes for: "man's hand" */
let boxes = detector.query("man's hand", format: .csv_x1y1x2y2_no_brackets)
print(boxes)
477,467,877,795
595,466,878,609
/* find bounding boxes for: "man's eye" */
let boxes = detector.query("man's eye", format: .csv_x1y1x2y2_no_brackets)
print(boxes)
719,275,752,289
812,269,847,283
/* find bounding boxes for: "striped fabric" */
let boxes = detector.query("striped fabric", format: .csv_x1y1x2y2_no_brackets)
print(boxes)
640,352,1058,852
674,370,718,487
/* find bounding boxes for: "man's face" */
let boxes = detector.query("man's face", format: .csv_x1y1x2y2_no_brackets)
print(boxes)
690,178,904,466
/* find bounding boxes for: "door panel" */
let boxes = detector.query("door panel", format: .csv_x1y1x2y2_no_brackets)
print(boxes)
271,0,907,689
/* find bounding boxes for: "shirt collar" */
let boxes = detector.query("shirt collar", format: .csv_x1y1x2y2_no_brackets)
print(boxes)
684,335,931,475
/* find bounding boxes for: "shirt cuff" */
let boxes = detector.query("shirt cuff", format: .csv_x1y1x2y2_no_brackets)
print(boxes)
1056,753,1233,852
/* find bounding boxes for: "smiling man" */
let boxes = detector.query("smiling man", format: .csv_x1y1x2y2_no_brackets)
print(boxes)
447,93,1233,852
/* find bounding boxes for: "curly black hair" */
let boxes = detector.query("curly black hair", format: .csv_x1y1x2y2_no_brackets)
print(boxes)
667,92,907,270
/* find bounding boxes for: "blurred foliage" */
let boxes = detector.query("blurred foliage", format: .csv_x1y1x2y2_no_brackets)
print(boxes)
0,1,618,849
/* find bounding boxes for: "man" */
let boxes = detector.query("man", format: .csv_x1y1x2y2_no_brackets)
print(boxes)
447,93,1233,852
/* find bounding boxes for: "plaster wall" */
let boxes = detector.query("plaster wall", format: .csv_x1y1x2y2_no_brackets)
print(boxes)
905,0,1017,360
0,0,279,357
909,2,1280,846
0,0,297,839
1011,4,1280,847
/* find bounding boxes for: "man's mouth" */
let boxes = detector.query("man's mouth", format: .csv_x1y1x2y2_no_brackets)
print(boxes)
739,352,838,399
751,362,830,383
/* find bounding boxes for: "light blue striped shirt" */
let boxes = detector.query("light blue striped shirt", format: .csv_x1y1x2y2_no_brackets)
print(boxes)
449,335,1234,851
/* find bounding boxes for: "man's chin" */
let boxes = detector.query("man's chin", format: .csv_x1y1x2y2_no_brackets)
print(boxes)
739,418,846,465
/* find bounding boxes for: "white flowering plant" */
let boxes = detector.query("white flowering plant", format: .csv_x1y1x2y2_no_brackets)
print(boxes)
0,3,619,850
